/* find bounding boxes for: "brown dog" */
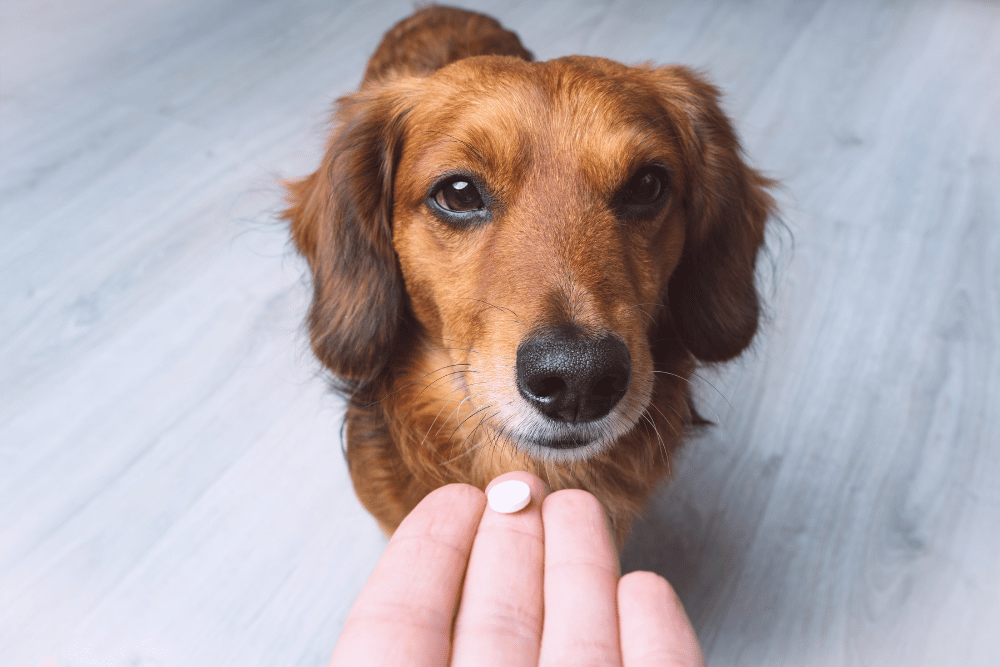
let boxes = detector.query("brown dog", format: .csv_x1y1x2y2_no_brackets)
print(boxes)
284,5,775,544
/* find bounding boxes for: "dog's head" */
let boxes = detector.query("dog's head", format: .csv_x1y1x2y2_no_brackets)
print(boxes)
286,56,774,462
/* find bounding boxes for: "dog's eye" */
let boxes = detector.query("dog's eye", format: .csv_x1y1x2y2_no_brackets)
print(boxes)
433,177,485,212
622,166,669,207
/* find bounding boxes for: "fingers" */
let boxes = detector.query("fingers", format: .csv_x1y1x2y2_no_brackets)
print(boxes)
330,478,703,667
618,571,705,667
450,472,550,667
538,489,623,667
329,483,486,667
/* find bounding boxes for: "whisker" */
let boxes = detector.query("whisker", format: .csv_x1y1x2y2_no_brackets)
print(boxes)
442,405,515,467
462,297,521,323
650,368,733,412
444,408,501,464
436,396,472,437
495,413,517,463
410,368,477,403
644,373,695,402
652,367,734,415
418,381,489,450
545,460,562,491
446,404,494,456
440,444,481,466
645,374,724,425
688,369,736,415
641,413,669,465
364,363,472,407
424,130,489,167
548,452,574,475
624,303,658,328
491,403,520,469
440,435,489,465
400,373,482,428
410,367,478,402
649,369,696,386
645,401,681,438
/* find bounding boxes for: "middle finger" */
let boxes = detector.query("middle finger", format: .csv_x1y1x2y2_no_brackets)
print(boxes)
538,489,623,667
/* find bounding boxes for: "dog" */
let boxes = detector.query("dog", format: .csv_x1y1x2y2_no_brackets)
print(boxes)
284,5,775,544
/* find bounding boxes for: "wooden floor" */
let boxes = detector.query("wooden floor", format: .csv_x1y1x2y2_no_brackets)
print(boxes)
3,0,998,664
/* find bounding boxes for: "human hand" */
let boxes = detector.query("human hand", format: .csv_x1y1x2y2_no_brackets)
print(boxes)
330,472,705,666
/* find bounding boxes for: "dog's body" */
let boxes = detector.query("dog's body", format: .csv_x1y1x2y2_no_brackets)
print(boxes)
285,6,775,543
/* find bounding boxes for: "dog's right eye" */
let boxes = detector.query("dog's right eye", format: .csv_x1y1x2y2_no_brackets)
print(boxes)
432,177,485,213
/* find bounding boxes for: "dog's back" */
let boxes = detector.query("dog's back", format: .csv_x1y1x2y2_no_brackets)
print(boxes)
361,5,532,85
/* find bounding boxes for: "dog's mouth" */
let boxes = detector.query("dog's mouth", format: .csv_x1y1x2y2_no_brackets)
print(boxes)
532,435,595,450
496,418,626,462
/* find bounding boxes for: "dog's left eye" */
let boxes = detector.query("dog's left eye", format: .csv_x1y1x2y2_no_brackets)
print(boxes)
622,166,669,207
433,177,485,212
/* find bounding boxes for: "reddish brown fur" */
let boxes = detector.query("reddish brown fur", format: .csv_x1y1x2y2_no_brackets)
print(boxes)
284,6,776,544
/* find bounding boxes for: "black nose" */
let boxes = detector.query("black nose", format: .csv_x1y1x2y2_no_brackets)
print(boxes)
516,328,631,423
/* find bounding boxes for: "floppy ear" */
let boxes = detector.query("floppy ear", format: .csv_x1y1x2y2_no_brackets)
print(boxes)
652,66,777,362
283,86,414,386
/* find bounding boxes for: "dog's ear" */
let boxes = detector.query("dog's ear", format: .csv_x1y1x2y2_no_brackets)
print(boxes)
650,66,776,362
284,86,415,386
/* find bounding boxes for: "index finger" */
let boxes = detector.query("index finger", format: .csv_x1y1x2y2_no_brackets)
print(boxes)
330,484,486,667
451,472,550,667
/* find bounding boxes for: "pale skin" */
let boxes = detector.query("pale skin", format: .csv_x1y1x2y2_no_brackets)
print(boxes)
330,471,705,667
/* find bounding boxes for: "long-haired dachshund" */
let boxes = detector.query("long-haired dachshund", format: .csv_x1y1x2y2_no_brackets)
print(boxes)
284,5,775,544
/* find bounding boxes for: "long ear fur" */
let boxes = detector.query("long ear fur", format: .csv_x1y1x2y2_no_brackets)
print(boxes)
284,87,414,388
653,66,777,362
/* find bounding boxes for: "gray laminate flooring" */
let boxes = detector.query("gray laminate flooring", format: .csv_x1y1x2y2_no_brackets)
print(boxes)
3,1,998,665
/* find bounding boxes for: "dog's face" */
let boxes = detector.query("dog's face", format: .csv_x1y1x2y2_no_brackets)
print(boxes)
391,57,689,461
286,55,772,465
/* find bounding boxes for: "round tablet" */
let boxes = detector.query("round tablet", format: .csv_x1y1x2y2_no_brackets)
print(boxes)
487,479,532,514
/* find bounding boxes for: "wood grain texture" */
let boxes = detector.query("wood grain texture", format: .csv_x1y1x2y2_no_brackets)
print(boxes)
2,0,998,665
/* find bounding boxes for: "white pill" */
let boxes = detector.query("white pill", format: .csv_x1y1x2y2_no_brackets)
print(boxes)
487,480,532,514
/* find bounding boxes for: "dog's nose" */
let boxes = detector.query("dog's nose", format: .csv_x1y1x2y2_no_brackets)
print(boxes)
516,328,630,423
